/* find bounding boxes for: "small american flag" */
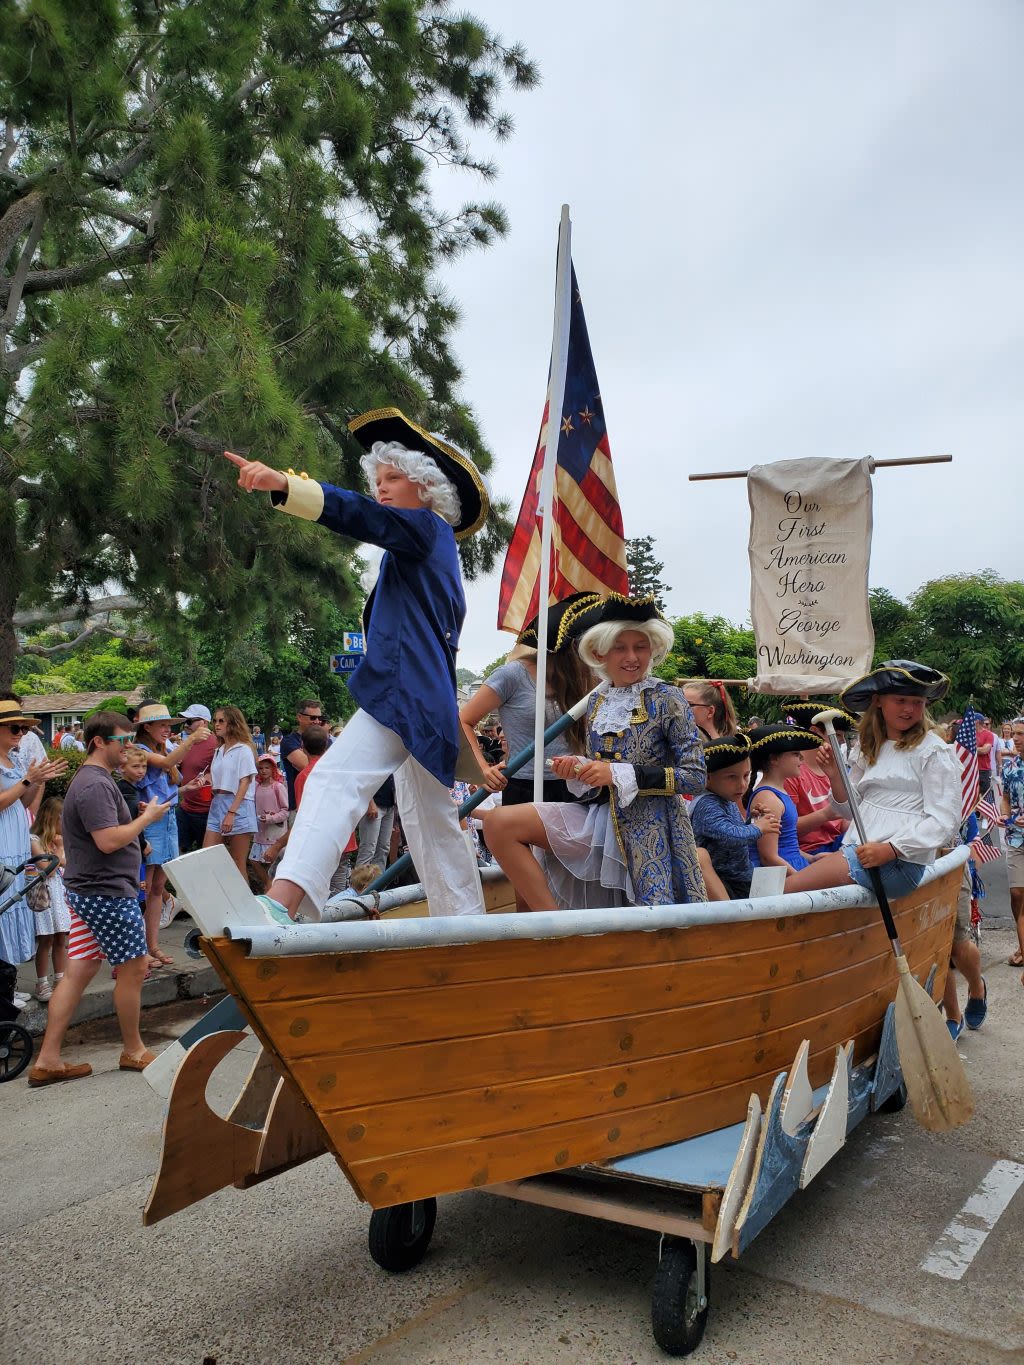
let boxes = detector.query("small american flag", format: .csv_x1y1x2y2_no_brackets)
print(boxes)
497,263,629,634
954,710,981,822
976,796,1004,827
970,838,1003,864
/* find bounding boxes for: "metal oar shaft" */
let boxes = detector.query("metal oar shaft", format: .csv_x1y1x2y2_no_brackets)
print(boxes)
361,689,595,897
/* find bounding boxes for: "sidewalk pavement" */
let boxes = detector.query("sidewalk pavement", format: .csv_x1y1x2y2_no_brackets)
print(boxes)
14,909,223,1037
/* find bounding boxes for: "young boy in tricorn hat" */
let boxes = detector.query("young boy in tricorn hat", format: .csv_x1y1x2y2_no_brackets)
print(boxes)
223,407,489,921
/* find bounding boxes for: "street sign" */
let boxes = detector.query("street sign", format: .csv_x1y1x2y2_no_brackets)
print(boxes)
330,654,362,675
341,630,365,654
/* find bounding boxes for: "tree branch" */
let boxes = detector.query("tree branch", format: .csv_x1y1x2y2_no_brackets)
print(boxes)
0,190,43,275
87,137,152,188
1,201,45,346
1,340,45,376
232,72,273,104
14,594,141,628
0,240,149,307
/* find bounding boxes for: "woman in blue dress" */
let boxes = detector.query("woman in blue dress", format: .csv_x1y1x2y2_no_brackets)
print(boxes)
745,724,822,875
0,696,67,970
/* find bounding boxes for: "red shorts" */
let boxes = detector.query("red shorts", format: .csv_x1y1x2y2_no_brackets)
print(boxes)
68,909,105,962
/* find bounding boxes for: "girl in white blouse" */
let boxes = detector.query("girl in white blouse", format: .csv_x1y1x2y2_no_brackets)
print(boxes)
202,706,258,875
783,660,960,900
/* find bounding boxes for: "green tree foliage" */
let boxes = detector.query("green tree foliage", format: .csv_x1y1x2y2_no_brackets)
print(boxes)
0,1,537,686
659,612,756,689
14,633,153,694
148,599,364,730
869,573,1024,719
626,535,670,612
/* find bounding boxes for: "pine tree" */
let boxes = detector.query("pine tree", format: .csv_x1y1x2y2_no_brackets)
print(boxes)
0,0,537,686
626,535,670,612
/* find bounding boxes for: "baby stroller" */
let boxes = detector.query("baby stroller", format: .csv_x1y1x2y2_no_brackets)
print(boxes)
0,855,58,1082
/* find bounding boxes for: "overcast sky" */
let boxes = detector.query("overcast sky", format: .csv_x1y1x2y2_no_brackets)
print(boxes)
432,0,1023,674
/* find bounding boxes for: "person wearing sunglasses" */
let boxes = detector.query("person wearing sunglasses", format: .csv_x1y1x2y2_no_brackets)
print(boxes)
279,699,326,817
0,695,68,986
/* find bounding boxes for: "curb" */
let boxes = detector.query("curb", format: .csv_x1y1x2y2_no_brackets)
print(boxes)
18,962,224,1037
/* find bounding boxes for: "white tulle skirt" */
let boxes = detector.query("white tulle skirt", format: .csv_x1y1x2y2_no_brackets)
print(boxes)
534,800,634,910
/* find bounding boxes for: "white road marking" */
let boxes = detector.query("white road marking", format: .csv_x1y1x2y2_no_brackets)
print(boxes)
920,1159,1024,1281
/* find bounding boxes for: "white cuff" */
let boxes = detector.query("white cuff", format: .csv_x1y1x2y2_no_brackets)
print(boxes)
272,472,324,522
611,762,638,808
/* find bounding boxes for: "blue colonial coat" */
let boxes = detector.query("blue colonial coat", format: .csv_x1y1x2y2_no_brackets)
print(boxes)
274,478,464,787
586,680,708,905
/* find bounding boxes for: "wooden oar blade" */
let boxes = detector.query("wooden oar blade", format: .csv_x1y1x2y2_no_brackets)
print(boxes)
894,961,975,1132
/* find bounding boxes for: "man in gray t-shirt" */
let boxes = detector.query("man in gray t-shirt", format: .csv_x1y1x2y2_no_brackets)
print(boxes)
30,711,171,1087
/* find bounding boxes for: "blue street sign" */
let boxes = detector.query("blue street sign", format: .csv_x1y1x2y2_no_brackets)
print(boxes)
330,653,362,674
341,630,365,654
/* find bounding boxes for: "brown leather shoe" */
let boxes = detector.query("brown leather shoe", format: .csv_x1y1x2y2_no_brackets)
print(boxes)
28,1062,93,1087
118,1049,156,1071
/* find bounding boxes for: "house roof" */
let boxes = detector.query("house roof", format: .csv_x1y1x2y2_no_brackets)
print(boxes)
20,687,148,715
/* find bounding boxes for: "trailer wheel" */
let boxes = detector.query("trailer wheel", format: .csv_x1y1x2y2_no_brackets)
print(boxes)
651,1237,710,1356
878,1080,908,1113
0,1021,33,1083
368,1198,437,1272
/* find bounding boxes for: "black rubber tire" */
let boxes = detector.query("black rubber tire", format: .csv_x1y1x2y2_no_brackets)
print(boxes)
878,1080,909,1113
0,1021,34,1083
651,1238,710,1357
368,1198,437,1272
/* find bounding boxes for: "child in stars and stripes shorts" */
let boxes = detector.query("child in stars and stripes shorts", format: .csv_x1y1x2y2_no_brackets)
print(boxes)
66,891,149,967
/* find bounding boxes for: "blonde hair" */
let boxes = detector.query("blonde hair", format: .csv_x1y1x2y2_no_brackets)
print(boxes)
858,697,937,766
578,618,674,680
120,743,149,767
33,796,63,853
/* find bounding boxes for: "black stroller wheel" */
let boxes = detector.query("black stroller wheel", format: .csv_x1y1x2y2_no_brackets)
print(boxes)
0,1021,34,1082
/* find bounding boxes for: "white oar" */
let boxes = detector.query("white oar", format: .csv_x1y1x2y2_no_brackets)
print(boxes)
813,708,974,1132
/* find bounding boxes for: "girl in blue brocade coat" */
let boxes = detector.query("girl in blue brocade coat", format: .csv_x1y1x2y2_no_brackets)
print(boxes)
485,598,708,910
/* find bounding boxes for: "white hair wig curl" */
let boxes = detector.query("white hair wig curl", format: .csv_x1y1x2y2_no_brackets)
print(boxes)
578,617,675,680
359,439,462,527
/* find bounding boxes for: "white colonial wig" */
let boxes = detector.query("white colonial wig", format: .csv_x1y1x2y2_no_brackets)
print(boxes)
578,617,675,681
360,439,462,527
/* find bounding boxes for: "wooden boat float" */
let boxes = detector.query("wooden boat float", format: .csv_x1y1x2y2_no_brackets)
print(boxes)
145,844,968,1230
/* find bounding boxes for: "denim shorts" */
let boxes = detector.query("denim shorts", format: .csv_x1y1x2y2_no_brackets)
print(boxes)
207,792,258,836
842,845,926,899
145,808,180,866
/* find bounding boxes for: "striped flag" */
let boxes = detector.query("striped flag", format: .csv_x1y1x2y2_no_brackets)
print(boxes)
970,838,1003,864
976,796,1004,827
497,263,628,634
954,710,981,822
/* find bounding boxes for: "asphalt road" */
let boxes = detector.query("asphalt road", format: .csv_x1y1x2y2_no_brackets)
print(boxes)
4,908,1022,1364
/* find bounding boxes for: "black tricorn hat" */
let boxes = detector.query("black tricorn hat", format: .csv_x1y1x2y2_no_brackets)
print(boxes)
784,701,858,731
703,732,754,773
574,592,666,629
747,723,822,759
518,592,603,653
348,406,489,539
840,659,949,714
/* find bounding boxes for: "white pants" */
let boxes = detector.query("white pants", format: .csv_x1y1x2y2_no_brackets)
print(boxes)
277,710,484,917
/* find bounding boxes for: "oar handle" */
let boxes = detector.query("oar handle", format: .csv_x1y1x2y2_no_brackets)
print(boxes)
363,688,596,896
813,708,903,953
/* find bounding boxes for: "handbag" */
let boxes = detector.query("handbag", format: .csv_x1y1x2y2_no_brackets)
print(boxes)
25,868,51,912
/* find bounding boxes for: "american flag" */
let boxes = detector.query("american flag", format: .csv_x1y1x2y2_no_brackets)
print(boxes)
954,709,981,822
497,263,629,634
976,796,1004,827
970,837,1002,864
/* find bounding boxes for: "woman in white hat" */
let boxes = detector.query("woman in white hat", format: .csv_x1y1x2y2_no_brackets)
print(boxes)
133,700,210,966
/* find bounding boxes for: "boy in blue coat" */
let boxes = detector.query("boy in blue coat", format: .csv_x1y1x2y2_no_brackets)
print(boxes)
224,408,489,921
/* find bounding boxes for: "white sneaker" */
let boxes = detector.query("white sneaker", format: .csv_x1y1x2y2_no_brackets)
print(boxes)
12,990,32,1010
34,978,53,1002
158,895,178,930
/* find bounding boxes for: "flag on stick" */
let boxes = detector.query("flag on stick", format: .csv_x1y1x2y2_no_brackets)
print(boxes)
976,796,1004,828
970,838,1002,865
954,710,981,822
497,263,628,635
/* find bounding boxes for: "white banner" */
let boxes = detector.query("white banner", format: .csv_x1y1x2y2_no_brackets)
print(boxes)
747,457,874,694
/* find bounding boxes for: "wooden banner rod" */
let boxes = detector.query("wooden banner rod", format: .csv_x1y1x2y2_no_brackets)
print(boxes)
675,678,748,687
688,454,952,482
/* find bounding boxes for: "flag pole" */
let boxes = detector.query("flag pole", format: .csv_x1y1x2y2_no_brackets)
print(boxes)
532,204,573,802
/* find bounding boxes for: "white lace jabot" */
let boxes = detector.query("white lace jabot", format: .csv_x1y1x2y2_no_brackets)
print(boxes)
592,676,660,734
